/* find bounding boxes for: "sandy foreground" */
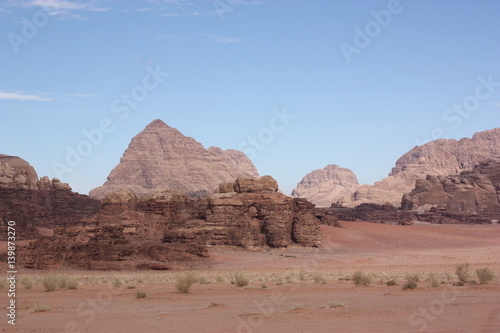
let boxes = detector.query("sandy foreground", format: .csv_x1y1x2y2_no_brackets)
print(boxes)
2,221,500,333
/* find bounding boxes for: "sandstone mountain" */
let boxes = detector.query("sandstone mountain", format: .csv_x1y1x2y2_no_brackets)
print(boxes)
354,128,500,206
293,128,500,207
402,160,500,214
291,164,359,207
207,146,259,179
90,119,259,199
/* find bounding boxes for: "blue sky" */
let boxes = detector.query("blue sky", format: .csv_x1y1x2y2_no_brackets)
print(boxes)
1,0,499,195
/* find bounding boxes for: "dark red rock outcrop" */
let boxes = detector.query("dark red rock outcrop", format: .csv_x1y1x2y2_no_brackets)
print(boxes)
18,176,324,270
0,155,100,240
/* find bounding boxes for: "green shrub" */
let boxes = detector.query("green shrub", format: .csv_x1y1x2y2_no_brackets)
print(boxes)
476,268,495,284
455,263,470,283
352,271,371,286
232,272,250,287
175,271,198,293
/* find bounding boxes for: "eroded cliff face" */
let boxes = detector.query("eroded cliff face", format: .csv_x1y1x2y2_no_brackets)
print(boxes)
18,176,325,270
402,160,500,214
293,128,500,207
90,119,259,199
0,155,100,239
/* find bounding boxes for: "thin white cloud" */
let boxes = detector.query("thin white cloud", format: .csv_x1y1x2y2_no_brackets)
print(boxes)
202,33,241,43
27,0,111,12
3,0,111,20
66,92,96,98
156,33,185,41
0,91,55,102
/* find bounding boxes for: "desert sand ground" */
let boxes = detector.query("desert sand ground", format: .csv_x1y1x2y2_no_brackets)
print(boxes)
2,221,500,333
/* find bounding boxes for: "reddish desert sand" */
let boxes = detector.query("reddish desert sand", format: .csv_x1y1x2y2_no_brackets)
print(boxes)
2,221,500,333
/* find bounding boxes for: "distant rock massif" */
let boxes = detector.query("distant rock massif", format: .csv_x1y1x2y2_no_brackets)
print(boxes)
90,119,259,199
402,160,500,214
293,128,500,207
291,164,359,207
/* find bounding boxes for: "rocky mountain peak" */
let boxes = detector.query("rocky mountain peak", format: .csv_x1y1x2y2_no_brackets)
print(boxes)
89,119,259,199
292,164,359,207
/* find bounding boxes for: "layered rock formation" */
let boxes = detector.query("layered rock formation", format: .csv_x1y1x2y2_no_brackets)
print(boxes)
353,128,500,206
402,160,500,214
90,119,258,199
0,155,99,239
294,128,500,207
18,176,326,269
291,164,359,207
208,146,259,178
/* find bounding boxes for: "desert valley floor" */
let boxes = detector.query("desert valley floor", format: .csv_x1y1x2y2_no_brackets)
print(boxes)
2,221,500,333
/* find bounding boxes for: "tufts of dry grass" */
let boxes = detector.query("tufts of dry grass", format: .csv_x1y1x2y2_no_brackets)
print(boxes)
352,271,371,287
232,272,250,287
455,263,470,283
29,303,51,314
476,268,495,284
175,271,198,293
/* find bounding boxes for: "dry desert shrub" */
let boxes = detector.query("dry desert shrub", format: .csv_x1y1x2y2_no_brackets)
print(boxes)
405,273,420,283
232,272,250,287
402,273,419,290
42,274,78,292
455,263,470,283
386,279,397,286
29,303,51,314
41,274,59,292
313,273,326,284
325,300,346,308
175,271,198,293
352,271,371,286
476,268,495,284
135,291,147,299
197,275,211,284
111,277,122,288
289,303,306,311
21,277,34,289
